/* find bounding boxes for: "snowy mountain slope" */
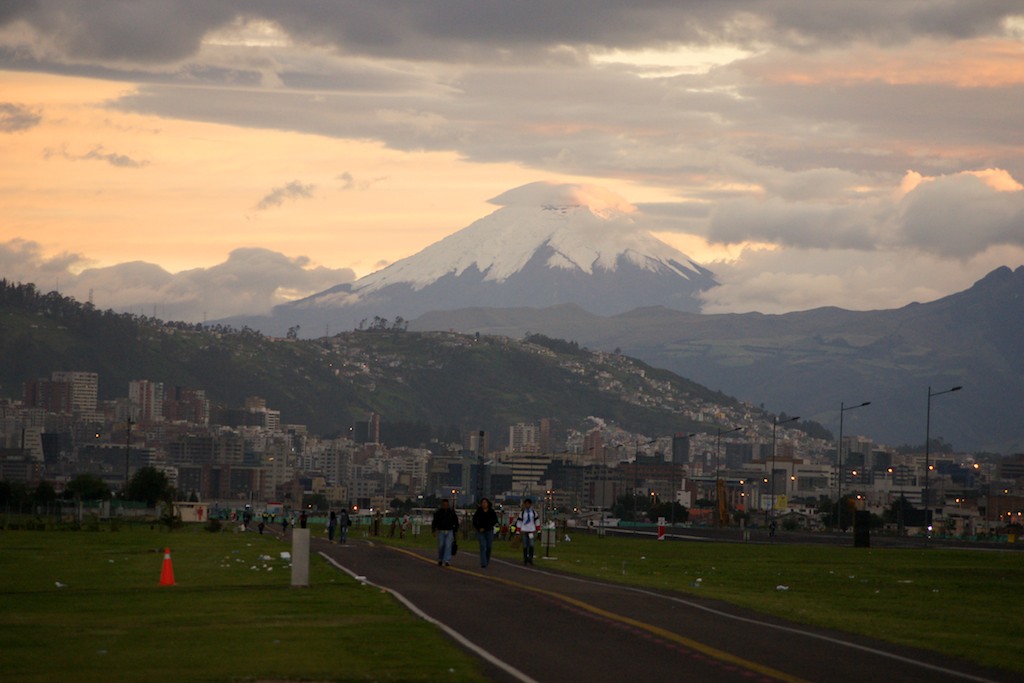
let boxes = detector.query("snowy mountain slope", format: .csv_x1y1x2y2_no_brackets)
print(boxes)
351,182,708,294
221,182,717,335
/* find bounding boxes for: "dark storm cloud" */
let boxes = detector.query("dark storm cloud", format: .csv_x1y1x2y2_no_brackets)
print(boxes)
1,1,1020,64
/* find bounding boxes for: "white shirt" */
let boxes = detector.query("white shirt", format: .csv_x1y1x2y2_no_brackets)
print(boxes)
518,507,539,532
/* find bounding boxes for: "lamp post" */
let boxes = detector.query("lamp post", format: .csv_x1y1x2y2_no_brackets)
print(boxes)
715,426,743,527
770,416,799,526
924,385,962,536
835,401,870,531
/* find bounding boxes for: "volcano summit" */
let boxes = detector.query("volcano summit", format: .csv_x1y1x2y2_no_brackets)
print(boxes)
228,182,716,336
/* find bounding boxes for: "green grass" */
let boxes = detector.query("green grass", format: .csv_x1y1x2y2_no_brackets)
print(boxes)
381,527,1024,674
0,525,484,682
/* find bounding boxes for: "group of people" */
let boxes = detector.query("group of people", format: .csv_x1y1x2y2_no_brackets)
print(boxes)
431,497,540,568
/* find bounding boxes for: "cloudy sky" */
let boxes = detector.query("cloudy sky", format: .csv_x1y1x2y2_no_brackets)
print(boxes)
2,1,1023,321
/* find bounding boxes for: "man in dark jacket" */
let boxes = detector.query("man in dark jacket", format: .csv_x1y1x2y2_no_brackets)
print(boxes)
472,498,499,568
431,499,459,566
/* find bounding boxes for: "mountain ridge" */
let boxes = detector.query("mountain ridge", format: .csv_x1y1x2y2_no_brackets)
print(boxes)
0,280,747,446
412,266,1024,453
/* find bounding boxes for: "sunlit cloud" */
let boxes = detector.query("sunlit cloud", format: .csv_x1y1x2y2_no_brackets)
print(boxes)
0,1,1021,320
255,180,316,210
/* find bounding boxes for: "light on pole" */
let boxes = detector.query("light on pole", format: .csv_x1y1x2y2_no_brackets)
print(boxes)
835,401,870,531
715,426,743,527
924,385,962,535
769,416,799,526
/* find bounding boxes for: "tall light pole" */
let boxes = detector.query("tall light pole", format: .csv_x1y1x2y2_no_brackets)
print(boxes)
770,416,799,525
835,401,870,531
715,426,743,527
924,385,962,534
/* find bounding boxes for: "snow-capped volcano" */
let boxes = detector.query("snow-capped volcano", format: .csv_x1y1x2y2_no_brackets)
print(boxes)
352,182,706,294
226,182,716,336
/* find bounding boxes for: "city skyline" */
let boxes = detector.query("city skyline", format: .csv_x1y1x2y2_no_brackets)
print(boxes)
1,3,1023,322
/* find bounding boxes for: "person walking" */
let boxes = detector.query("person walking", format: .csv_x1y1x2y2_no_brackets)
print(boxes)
432,499,459,567
338,508,351,544
517,498,540,565
327,510,337,543
473,498,499,568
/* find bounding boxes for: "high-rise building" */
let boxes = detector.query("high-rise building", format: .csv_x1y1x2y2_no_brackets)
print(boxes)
582,429,604,464
508,423,539,454
469,430,489,455
23,378,72,413
129,380,164,423
671,433,691,464
163,387,210,425
50,371,98,414
353,412,381,444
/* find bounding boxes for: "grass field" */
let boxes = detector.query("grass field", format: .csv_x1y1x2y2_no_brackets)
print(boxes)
0,525,485,682
376,525,1024,674
4,523,1022,680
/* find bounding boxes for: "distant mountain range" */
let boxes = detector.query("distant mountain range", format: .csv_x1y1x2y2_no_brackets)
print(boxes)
412,266,1024,453
219,182,717,336
0,280,737,445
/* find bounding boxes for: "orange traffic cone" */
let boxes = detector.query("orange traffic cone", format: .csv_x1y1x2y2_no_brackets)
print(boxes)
159,547,175,586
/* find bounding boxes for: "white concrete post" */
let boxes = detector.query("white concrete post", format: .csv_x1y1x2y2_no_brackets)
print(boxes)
291,528,310,587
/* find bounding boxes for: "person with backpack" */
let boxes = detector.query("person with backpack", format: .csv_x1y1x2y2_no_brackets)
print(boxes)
517,498,540,565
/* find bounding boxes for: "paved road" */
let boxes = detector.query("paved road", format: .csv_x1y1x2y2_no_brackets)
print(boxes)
306,534,1019,683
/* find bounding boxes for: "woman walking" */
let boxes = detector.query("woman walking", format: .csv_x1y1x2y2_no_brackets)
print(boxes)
473,498,499,568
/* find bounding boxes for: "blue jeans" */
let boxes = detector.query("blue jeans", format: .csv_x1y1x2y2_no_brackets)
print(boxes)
477,529,494,567
436,529,454,563
522,531,536,563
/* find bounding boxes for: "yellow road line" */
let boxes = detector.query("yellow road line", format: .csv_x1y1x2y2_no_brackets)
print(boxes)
388,546,810,683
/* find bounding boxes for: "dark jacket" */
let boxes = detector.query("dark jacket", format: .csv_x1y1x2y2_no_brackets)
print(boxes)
432,506,459,532
472,506,499,532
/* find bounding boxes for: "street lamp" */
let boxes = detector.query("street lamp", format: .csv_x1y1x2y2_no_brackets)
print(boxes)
924,385,962,535
770,416,800,526
836,401,870,531
715,426,743,527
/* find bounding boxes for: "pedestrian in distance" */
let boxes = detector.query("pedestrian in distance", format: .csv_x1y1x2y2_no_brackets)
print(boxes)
432,498,459,567
282,516,289,534
328,510,337,543
299,510,308,529
338,508,351,543
517,498,540,565
473,498,499,568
